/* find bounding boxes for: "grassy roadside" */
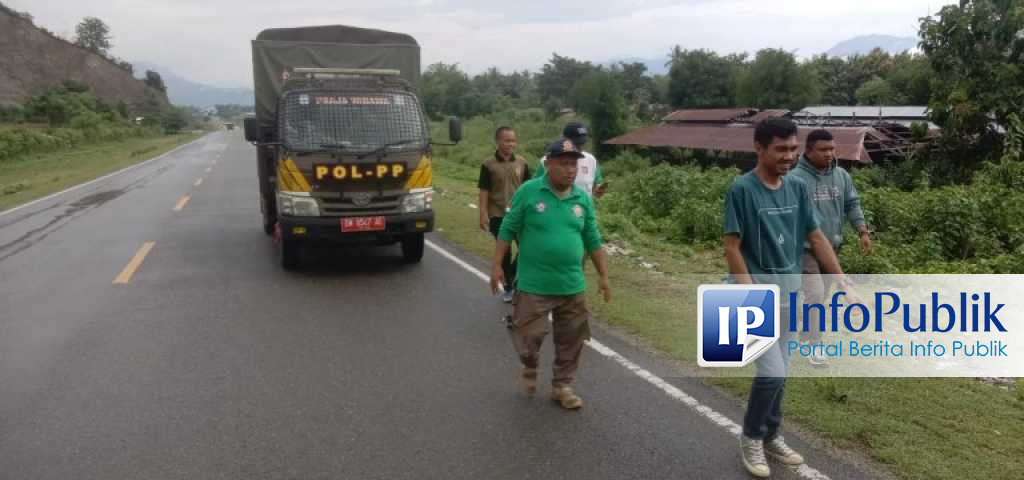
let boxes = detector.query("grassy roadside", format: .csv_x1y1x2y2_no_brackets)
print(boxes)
0,132,201,211
432,163,1024,480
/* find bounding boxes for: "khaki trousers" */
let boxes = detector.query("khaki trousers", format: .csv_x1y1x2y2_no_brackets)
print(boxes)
510,292,591,388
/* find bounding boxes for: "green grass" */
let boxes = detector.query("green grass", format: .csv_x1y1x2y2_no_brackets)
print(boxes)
431,159,1024,480
0,133,201,211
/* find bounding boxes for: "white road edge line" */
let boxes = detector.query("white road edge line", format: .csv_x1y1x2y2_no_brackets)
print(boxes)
424,239,832,480
0,135,207,219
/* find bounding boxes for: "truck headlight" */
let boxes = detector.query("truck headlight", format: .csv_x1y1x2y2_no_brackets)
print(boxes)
402,188,434,213
277,191,320,217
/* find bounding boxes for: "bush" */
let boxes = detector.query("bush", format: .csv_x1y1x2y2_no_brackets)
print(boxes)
598,211,641,243
428,110,1024,275
601,150,649,179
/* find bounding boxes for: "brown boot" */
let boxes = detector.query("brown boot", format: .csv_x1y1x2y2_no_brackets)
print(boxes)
550,386,583,409
519,367,537,395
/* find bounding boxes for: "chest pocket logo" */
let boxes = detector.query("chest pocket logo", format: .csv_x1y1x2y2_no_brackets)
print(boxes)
535,202,547,213
756,206,799,272
573,204,584,218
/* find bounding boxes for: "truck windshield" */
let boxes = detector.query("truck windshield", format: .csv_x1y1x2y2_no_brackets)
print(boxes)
280,91,429,153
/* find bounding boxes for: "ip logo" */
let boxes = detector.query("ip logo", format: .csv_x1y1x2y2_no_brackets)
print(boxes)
698,284,780,367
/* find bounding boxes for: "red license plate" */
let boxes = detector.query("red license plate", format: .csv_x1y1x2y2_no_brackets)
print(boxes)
341,216,386,232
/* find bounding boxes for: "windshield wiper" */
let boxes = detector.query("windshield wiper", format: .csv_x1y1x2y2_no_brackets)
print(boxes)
356,139,420,159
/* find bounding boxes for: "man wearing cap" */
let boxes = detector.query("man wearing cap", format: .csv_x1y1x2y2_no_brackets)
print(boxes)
537,122,607,198
491,139,611,410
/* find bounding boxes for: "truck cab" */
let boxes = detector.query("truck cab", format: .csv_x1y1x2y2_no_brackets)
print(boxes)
245,26,459,270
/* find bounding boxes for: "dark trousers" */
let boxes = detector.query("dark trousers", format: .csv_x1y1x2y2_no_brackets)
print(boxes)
489,216,516,289
742,310,794,440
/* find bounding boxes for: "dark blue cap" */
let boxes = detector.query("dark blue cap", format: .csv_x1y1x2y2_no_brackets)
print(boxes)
546,138,585,159
562,122,588,146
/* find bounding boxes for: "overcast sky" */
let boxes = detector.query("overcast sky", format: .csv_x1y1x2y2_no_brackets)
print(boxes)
8,0,954,89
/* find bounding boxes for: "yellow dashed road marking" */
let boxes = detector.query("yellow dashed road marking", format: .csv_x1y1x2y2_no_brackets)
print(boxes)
113,242,155,284
173,195,191,211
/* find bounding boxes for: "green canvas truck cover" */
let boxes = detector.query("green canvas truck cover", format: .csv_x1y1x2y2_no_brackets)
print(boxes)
252,25,420,127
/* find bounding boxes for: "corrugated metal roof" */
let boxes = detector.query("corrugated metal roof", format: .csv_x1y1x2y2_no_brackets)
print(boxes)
604,124,873,164
748,109,790,122
662,108,756,123
794,105,929,119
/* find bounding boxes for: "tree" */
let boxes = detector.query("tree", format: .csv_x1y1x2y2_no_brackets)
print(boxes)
886,52,933,105
74,17,112,55
666,48,744,108
806,54,856,105
535,53,597,104
736,48,821,110
214,104,252,120
919,0,1024,182
161,106,189,134
855,76,903,105
419,62,474,119
569,71,626,156
609,61,654,104
144,70,167,93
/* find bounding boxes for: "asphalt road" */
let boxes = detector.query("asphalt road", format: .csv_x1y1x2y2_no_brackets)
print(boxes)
0,131,886,479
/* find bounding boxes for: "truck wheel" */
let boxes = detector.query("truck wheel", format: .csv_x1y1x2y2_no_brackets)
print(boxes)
401,233,425,263
281,238,301,270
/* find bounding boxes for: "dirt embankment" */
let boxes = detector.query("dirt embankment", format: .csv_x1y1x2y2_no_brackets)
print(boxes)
0,6,167,110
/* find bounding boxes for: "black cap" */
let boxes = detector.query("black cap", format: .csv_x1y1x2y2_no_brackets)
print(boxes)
546,138,585,159
562,122,588,146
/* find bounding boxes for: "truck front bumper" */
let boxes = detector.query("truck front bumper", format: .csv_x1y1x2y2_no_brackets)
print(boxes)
279,212,434,242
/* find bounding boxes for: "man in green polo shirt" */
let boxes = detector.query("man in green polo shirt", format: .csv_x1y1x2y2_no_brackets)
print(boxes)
491,139,611,410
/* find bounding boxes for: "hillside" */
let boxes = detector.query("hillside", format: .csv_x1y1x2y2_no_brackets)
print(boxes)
132,61,253,108
0,4,167,109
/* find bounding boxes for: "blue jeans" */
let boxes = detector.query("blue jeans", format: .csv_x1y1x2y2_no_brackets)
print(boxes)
742,310,795,440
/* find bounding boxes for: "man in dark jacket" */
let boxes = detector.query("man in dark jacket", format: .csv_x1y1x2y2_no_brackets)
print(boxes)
788,129,872,366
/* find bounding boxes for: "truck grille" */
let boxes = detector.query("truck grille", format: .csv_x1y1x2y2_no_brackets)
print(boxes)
316,191,402,216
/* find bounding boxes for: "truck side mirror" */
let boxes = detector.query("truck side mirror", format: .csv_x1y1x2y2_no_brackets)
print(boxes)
244,117,260,142
448,117,462,144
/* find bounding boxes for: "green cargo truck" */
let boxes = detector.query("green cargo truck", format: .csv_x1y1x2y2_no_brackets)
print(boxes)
244,25,460,269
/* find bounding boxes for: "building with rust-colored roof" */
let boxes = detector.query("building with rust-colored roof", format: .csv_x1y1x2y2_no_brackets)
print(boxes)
606,107,931,165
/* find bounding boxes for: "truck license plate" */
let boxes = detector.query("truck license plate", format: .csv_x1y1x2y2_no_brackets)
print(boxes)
341,216,386,232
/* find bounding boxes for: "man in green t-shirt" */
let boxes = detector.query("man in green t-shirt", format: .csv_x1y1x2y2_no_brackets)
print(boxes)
724,118,858,478
491,139,611,410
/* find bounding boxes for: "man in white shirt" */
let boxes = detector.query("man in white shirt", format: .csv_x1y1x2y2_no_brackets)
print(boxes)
537,122,607,198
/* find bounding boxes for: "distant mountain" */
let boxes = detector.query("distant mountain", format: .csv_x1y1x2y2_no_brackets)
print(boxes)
132,62,252,108
825,35,919,58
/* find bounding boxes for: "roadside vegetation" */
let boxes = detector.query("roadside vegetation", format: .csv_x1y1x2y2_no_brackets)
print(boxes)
425,3,1024,479
0,82,208,210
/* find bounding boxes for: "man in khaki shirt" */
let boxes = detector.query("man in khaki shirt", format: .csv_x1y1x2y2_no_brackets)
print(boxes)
478,126,531,302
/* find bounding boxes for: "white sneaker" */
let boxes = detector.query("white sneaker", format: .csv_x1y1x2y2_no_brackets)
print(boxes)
740,435,770,478
801,341,829,366
765,435,805,465
502,287,515,303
